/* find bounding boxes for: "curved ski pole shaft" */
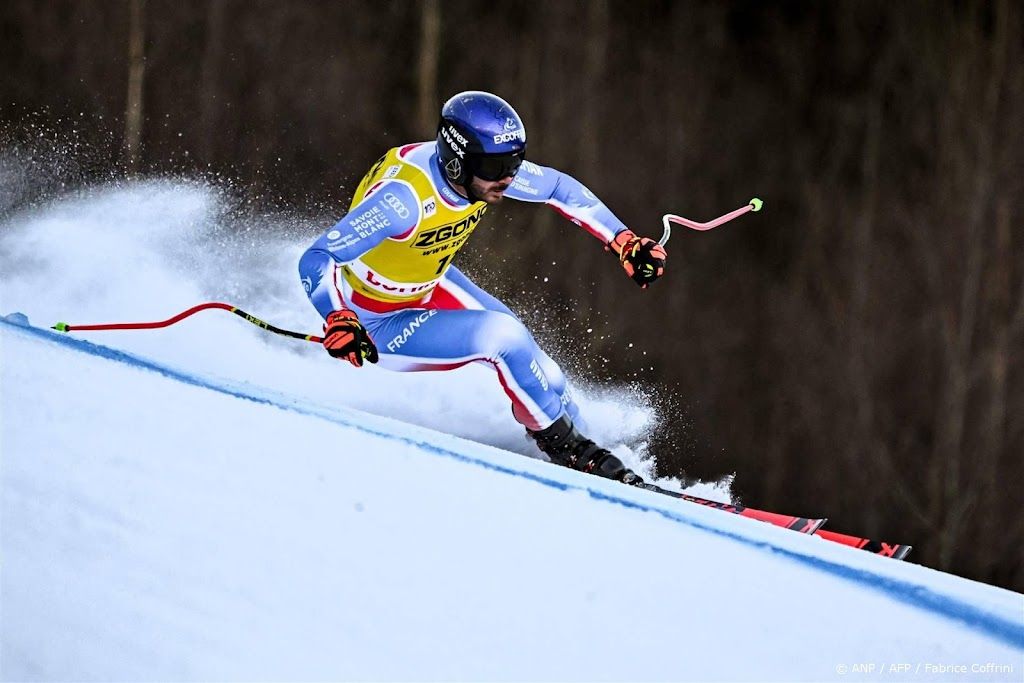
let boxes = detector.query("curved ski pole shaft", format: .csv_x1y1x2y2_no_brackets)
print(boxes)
52,302,323,344
659,197,763,246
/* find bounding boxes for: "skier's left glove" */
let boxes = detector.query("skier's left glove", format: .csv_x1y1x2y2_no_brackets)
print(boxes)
608,230,667,288
323,308,379,367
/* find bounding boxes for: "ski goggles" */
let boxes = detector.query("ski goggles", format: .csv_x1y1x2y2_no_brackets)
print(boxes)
471,151,525,181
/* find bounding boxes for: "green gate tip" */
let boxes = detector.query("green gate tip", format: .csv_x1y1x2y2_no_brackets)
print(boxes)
749,198,763,212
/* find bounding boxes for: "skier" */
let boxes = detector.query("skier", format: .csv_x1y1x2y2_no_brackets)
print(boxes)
299,91,667,484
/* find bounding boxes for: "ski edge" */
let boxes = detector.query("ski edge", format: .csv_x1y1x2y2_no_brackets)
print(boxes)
815,528,913,561
637,483,911,561
638,484,826,535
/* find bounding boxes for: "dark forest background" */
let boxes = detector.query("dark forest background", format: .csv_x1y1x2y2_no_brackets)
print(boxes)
2,0,1022,591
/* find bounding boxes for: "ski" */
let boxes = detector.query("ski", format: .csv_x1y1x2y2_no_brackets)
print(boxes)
635,482,826,534
815,529,913,560
635,482,912,561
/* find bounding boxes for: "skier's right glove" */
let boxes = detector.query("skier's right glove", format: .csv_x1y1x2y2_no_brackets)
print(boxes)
323,308,379,367
608,229,667,288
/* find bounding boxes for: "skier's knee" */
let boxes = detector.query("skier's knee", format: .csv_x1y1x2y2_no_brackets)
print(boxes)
535,351,567,393
481,313,533,358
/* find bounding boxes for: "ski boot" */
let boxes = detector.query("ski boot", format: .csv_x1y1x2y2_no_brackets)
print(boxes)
528,415,644,485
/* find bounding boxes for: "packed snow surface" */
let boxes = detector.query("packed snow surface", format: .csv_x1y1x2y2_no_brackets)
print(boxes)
2,183,1022,681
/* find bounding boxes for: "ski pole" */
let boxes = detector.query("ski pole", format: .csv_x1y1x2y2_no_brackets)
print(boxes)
52,302,324,344
659,197,763,246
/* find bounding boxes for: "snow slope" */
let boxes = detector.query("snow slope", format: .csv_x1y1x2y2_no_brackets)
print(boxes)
2,182,1023,681
0,180,667,467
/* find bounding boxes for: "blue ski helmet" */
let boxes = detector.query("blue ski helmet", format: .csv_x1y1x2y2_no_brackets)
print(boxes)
436,91,527,187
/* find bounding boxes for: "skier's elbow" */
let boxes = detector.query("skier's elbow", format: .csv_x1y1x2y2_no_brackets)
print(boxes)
298,248,332,298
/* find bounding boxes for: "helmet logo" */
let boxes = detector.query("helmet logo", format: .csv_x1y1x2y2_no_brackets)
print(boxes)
493,129,524,144
445,157,462,180
504,117,518,130
440,125,467,158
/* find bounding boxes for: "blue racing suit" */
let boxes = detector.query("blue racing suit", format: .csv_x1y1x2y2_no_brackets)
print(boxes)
299,141,630,431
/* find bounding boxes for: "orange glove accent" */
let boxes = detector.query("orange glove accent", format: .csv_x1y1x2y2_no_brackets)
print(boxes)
608,230,668,288
323,308,379,367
